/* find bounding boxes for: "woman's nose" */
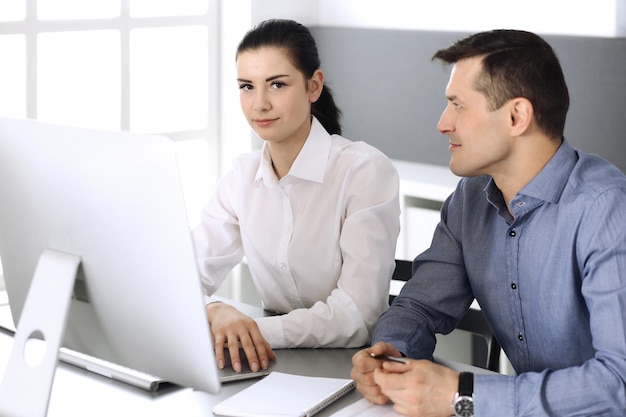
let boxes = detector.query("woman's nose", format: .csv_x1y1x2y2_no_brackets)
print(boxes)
253,91,270,112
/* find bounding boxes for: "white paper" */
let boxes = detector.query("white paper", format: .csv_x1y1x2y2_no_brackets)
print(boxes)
329,398,404,417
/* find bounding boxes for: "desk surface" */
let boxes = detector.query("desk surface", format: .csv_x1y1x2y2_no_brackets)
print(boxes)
0,329,361,416
0,297,494,417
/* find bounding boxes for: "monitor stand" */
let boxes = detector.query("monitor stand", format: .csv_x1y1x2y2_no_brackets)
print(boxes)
0,249,80,417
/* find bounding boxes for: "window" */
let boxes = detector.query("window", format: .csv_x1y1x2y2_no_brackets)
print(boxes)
0,0,220,283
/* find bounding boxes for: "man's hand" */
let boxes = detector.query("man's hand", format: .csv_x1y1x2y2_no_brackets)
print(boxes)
352,341,460,417
374,357,459,417
351,341,403,404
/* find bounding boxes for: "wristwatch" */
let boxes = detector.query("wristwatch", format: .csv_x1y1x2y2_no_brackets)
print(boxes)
452,372,474,417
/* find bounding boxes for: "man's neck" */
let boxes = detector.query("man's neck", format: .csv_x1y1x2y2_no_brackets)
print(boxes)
493,136,562,213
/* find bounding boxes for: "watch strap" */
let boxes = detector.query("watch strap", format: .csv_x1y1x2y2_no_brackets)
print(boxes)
458,372,474,396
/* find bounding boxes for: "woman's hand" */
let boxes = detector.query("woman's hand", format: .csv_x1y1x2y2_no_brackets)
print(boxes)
205,302,276,373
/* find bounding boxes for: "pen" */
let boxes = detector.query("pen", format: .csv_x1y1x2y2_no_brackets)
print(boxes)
369,353,407,364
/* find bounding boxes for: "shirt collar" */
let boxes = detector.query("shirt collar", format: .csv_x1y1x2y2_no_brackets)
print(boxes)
484,138,578,217
517,138,578,204
254,117,332,186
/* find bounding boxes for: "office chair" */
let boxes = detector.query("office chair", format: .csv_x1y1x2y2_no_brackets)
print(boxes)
389,259,501,372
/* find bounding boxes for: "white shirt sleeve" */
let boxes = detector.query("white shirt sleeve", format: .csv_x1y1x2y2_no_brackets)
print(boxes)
191,168,245,303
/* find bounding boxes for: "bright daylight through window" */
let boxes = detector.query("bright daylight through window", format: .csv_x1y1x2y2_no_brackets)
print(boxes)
0,0,219,286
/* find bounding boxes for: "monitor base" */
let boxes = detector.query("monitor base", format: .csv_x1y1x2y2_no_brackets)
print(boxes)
0,249,80,417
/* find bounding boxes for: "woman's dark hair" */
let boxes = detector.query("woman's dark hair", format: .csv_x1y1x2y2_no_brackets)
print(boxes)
236,19,342,135
433,29,569,140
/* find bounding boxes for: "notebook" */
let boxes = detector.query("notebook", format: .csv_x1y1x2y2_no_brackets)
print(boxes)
213,371,355,417
328,398,404,417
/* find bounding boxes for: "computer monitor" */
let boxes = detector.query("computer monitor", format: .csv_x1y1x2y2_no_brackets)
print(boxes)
0,117,221,416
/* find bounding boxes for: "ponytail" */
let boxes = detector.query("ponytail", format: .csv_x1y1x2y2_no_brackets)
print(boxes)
313,85,342,135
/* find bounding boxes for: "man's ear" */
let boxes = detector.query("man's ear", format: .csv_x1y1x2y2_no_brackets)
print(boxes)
308,69,324,103
508,97,533,136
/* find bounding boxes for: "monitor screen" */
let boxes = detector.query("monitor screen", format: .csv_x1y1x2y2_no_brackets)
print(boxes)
0,118,220,413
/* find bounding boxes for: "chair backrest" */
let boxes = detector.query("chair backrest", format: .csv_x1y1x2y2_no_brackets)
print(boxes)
389,259,501,372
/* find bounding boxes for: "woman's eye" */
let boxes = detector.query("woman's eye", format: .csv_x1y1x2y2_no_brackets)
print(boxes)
270,81,286,89
238,83,252,91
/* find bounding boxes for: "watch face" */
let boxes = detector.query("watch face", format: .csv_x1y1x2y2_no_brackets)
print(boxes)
454,396,474,417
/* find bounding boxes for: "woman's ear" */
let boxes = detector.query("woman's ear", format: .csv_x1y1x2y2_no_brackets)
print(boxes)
509,97,533,136
308,69,324,103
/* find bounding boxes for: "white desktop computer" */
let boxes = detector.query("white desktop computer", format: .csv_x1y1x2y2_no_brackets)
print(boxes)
0,118,221,416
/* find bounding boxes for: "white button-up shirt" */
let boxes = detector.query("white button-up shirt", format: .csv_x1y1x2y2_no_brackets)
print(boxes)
192,118,400,348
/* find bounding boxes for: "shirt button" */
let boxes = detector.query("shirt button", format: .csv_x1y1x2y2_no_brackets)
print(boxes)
511,282,517,290
509,229,517,237
279,263,287,270
518,333,524,341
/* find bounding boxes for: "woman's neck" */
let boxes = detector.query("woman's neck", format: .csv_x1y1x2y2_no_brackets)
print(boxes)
267,119,312,179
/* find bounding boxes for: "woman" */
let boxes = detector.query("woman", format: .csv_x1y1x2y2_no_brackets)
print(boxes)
192,19,400,374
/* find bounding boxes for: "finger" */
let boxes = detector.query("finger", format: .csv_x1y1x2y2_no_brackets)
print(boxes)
381,359,410,373
352,349,372,368
264,340,276,359
352,348,380,374
250,337,275,370
373,366,413,404
227,337,243,373
366,392,392,405
369,341,390,356
213,335,226,369
239,336,260,372
360,382,391,405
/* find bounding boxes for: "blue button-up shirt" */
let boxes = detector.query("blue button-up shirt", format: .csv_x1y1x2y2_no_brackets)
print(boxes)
373,139,626,416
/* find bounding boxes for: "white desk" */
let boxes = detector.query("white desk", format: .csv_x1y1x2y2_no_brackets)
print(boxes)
0,298,494,417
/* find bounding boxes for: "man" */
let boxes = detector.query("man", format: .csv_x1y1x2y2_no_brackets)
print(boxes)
351,29,626,416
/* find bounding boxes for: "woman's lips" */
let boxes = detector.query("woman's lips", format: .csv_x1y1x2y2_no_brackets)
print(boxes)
253,118,277,128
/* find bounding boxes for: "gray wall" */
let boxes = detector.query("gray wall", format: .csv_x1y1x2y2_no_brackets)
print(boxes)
311,27,626,173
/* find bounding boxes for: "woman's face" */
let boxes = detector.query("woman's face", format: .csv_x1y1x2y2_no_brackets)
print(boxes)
236,47,323,146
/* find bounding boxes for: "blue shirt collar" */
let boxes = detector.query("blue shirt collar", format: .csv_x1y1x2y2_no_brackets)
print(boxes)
486,138,578,202
518,138,578,204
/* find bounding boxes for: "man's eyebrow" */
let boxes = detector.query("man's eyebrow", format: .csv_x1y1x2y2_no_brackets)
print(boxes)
446,94,458,102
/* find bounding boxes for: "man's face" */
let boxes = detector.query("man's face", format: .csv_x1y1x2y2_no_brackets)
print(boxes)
437,57,513,178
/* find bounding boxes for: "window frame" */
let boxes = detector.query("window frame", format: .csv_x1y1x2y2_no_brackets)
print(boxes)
0,0,220,177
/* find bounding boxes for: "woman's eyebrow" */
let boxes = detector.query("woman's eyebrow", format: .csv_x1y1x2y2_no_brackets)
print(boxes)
265,74,290,82
236,74,291,84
